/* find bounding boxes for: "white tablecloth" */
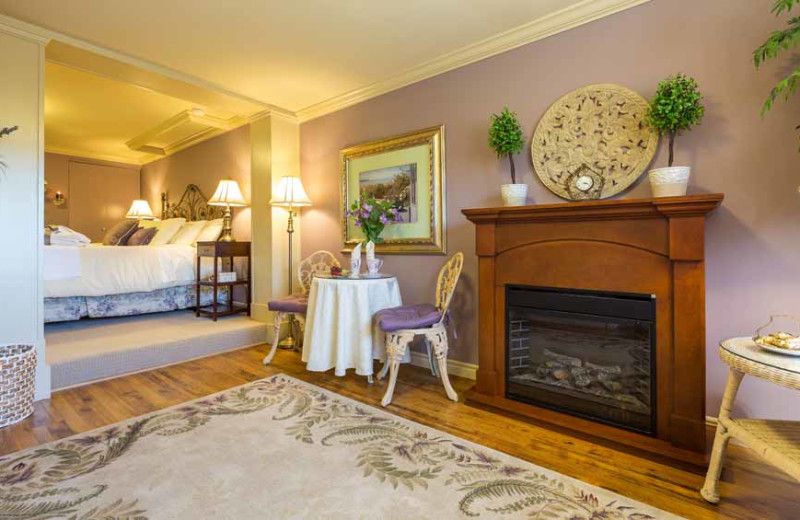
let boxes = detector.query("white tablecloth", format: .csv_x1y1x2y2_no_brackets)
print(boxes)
302,276,409,376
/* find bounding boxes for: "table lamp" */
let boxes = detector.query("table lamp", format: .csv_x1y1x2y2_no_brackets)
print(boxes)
270,175,312,349
208,179,247,242
125,200,156,220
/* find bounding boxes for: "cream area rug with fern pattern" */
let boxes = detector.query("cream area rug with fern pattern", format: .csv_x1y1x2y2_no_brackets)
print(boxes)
0,375,682,519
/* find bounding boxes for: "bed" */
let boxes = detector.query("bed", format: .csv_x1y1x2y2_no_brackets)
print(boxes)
44,185,229,323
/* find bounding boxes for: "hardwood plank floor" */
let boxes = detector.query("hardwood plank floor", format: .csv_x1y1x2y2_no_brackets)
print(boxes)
2,344,798,519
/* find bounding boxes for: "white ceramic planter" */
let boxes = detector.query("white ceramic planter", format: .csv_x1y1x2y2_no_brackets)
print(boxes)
501,183,528,206
649,166,690,197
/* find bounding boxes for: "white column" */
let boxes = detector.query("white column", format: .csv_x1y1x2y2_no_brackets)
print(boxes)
0,24,50,399
250,111,300,329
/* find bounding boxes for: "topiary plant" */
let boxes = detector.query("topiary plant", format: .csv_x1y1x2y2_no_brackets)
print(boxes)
646,74,705,167
488,107,525,184
754,0,800,147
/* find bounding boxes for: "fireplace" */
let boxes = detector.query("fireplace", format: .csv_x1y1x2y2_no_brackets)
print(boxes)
462,194,723,464
505,286,656,435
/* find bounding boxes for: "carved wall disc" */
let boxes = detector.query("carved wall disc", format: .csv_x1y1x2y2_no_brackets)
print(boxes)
531,84,658,200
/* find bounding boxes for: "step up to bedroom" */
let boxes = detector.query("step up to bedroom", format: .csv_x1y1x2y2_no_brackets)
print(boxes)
45,311,268,390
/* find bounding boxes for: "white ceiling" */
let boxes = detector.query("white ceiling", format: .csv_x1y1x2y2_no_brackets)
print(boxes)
0,0,609,113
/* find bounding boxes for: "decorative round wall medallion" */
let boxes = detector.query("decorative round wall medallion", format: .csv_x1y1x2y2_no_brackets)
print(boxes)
531,84,658,200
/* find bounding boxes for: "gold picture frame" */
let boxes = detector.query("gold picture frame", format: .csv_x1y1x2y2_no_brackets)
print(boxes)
340,125,446,254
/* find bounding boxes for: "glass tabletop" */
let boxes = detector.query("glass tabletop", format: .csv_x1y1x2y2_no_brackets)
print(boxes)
314,273,396,281
721,337,800,375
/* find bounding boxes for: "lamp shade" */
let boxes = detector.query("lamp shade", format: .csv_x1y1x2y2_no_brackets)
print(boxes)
270,176,312,208
126,200,156,219
208,179,247,207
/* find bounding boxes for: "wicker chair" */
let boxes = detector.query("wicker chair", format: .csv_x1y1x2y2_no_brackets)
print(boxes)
375,252,464,407
262,250,340,365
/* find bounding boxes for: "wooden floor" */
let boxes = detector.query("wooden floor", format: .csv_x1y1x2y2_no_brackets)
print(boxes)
2,344,798,519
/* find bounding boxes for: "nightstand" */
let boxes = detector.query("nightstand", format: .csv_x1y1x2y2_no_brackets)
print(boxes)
195,241,251,321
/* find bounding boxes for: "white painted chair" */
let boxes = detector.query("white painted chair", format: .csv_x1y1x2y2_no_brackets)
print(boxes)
376,252,464,407
262,250,340,365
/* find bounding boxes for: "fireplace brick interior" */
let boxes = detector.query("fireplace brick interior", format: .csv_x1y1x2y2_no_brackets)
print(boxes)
505,285,656,435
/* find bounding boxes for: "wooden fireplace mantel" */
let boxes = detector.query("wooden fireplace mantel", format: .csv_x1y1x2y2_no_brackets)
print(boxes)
462,194,723,465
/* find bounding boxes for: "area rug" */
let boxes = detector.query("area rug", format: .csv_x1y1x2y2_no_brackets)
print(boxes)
0,375,682,519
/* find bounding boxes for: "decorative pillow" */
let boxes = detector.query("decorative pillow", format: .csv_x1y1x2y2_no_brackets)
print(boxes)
196,219,224,243
127,227,157,246
169,220,208,246
148,218,187,246
102,220,138,246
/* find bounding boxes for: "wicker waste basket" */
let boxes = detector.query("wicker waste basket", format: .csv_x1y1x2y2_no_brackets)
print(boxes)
0,344,36,428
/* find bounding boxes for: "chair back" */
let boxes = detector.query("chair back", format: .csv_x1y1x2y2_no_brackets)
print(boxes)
298,250,341,293
434,252,464,320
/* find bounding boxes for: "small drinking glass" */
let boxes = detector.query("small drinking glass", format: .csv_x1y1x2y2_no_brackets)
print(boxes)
367,258,383,276
350,257,362,277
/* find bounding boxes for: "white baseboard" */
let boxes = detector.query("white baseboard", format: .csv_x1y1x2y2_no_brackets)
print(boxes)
409,350,478,380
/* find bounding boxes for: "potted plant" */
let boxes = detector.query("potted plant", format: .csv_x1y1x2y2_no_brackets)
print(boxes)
346,194,402,244
646,74,705,197
488,107,527,206
754,0,800,148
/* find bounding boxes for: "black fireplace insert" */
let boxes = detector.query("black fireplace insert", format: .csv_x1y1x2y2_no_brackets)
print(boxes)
505,285,657,435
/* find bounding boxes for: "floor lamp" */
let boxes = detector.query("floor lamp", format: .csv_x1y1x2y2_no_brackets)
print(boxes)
270,176,312,349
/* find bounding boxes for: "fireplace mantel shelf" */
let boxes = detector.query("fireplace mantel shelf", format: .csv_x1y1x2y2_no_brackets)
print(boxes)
462,193,723,223
462,192,724,466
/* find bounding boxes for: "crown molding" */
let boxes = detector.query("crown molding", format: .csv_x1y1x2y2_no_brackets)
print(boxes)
297,0,651,122
0,19,49,45
249,107,299,124
0,13,292,116
44,145,146,166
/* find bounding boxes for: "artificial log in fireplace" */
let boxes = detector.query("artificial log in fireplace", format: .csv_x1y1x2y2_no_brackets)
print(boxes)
463,194,723,464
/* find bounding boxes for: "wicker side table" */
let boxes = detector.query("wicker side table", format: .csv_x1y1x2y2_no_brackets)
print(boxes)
0,344,36,428
701,337,800,503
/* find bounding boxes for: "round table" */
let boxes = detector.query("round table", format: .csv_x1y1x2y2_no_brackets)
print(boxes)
701,337,800,503
302,274,409,379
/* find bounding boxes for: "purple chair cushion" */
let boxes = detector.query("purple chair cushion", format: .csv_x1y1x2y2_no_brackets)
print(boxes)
375,303,442,332
267,294,308,314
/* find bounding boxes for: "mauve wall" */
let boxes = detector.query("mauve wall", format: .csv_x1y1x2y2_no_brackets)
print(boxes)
44,153,141,228
300,0,800,420
141,125,251,240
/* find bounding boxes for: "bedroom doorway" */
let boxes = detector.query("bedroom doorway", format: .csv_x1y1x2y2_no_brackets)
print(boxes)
41,42,271,391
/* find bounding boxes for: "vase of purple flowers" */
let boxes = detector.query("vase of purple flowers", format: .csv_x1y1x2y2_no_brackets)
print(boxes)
346,194,402,244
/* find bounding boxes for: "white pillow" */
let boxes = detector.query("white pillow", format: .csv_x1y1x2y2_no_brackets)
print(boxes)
196,218,224,243
169,220,208,246
149,218,186,246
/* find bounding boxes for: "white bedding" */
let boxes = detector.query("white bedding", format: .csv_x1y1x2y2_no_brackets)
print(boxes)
45,245,213,298
44,246,82,281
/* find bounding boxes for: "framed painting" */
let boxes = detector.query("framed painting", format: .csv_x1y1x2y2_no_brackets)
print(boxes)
340,125,446,254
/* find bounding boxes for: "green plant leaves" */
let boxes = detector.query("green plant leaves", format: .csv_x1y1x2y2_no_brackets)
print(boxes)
488,107,525,158
646,73,705,136
754,0,800,148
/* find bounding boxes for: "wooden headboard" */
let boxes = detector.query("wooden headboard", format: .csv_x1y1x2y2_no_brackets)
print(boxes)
160,184,225,221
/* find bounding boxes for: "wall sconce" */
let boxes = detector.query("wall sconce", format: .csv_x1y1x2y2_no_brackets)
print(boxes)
53,191,66,207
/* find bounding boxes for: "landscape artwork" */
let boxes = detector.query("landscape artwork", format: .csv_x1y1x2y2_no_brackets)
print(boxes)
340,125,446,254
359,163,418,223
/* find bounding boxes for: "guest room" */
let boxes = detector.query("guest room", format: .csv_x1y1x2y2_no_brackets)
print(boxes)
41,50,269,389
5,2,800,519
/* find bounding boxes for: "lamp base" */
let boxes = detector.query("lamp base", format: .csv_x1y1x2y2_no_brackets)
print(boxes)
279,314,300,351
278,336,297,350
217,205,236,242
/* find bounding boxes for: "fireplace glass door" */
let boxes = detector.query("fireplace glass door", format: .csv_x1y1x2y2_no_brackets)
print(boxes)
506,286,656,435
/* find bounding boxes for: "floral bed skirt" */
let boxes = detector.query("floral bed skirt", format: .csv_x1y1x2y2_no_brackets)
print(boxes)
44,285,229,323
